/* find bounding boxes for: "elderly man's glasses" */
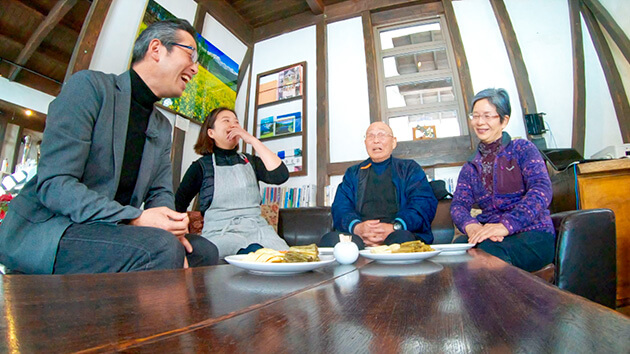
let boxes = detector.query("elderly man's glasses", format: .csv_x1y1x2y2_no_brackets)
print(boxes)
171,43,198,63
365,132,393,141
468,113,500,121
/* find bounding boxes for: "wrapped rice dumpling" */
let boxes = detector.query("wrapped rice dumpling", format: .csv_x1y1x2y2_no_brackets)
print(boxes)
285,244,320,263
392,240,435,253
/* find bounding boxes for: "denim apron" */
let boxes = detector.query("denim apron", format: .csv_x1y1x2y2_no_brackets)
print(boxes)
201,154,288,258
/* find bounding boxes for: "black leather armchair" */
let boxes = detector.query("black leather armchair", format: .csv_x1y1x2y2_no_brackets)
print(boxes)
551,208,617,308
278,207,332,246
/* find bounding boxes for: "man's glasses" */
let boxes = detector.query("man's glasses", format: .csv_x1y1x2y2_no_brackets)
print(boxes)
468,113,500,121
365,132,393,141
171,43,198,63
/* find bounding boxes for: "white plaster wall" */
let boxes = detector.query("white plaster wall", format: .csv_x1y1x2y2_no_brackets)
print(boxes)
504,0,573,149
453,0,527,140
0,77,54,114
248,26,318,187
89,0,146,74
327,17,371,163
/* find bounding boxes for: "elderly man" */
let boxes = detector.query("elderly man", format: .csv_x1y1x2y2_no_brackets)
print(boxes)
319,122,437,248
0,19,218,274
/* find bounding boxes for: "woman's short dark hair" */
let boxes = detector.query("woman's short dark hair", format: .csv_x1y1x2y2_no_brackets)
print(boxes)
194,107,236,155
471,88,511,123
131,19,196,64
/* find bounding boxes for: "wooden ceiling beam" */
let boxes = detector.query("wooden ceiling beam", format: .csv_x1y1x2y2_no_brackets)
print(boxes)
582,0,630,65
490,0,537,140
236,46,253,93
246,0,309,28
361,11,379,123
0,34,67,74
325,0,434,23
306,0,325,15
316,20,329,206
581,0,630,143
254,0,436,42
569,0,585,155
442,0,478,148
254,11,322,43
195,0,254,46
8,0,78,81
64,0,113,82
371,1,443,26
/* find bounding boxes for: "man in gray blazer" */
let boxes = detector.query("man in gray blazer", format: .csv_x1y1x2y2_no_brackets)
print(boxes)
0,19,218,274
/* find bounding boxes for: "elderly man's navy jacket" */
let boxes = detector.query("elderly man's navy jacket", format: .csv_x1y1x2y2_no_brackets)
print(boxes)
332,156,438,243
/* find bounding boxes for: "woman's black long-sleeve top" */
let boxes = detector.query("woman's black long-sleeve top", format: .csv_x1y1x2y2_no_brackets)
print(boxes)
175,146,289,214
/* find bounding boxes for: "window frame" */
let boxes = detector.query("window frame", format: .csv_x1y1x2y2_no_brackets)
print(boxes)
373,15,473,160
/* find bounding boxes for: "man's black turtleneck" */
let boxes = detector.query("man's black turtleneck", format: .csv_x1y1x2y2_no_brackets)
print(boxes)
360,157,398,223
114,69,159,206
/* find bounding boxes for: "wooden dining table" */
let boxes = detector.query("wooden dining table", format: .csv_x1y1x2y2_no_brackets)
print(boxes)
1,249,628,353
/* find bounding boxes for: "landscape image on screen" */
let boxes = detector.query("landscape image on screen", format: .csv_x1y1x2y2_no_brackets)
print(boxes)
139,0,238,123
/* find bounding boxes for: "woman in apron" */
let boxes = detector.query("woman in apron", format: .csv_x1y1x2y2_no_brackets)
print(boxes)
175,108,290,258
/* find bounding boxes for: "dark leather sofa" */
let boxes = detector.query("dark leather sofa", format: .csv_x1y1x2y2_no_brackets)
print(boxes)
277,200,617,309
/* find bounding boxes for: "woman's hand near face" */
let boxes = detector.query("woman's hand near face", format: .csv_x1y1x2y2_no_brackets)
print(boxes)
226,125,257,145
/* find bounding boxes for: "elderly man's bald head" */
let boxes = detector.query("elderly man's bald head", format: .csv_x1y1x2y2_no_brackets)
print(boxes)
364,122,397,163
366,122,393,135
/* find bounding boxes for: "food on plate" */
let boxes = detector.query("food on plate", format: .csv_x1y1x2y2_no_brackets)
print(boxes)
286,244,320,262
242,248,285,263
242,244,320,263
370,240,435,254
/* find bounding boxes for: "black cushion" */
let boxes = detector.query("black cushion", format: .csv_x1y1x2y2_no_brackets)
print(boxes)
430,180,452,200
278,207,332,246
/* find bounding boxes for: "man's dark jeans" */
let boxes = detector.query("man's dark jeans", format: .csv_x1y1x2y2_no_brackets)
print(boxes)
53,223,218,274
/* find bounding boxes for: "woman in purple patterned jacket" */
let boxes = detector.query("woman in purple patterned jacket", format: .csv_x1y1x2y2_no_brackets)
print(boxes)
450,88,555,271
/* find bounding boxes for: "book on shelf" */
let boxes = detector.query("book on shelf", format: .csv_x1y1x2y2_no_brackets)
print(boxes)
260,184,316,208
323,184,338,207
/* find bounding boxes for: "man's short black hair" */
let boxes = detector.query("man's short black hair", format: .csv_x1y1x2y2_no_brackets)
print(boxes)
131,19,196,64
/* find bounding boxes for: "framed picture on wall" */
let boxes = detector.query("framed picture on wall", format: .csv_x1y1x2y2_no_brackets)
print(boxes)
252,62,307,177
413,125,437,140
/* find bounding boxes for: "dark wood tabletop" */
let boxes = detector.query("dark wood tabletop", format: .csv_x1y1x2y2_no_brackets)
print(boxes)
1,250,628,353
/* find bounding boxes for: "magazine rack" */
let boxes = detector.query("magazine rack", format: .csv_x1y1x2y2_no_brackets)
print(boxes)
252,62,307,177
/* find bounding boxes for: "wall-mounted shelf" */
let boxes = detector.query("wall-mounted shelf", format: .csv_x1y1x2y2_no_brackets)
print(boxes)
252,62,307,177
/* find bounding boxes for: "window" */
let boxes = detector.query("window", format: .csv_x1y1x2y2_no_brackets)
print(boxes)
375,17,468,143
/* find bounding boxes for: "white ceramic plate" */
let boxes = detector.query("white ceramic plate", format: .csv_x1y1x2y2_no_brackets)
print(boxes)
359,250,441,264
431,243,475,256
224,255,336,275
318,247,334,255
